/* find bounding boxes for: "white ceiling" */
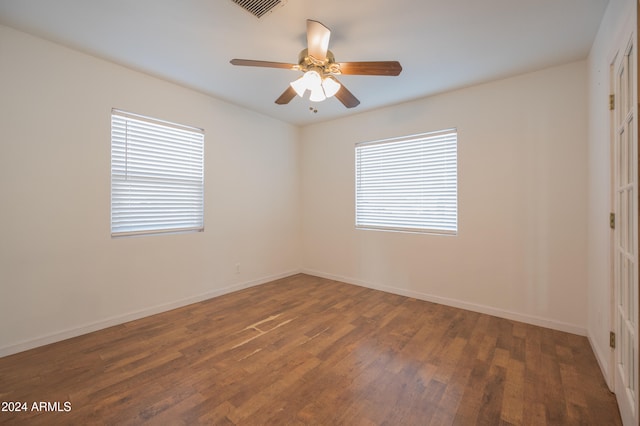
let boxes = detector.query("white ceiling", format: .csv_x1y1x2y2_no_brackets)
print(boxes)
0,0,608,126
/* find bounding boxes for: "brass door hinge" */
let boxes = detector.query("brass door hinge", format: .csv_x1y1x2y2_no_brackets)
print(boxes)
610,212,615,229
610,94,615,110
610,331,616,349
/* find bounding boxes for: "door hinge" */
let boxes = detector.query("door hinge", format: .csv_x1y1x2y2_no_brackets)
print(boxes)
609,94,615,110
610,212,615,229
610,331,616,349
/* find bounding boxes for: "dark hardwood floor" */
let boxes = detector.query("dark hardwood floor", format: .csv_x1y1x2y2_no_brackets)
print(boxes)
0,274,621,425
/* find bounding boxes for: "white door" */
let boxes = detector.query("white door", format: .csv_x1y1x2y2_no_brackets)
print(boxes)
613,34,639,426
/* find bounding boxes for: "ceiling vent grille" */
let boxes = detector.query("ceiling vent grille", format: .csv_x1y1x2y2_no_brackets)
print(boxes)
231,0,287,18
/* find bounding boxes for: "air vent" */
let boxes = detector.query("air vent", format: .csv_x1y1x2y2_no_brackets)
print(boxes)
231,0,287,18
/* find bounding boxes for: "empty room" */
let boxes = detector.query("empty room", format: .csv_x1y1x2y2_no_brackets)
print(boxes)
0,0,637,424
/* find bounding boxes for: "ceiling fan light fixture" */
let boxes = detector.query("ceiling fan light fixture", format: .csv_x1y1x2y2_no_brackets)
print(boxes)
309,85,326,102
290,70,323,98
322,76,341,98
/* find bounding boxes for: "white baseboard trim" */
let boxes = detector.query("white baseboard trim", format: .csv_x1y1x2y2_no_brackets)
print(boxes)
0,269,301,358
301,269,587,336
588,329,614,391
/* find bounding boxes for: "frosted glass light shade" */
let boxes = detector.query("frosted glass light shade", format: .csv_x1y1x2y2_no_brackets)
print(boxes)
309,86,326,102
290,76,307,97
322,76,341,98
290,70,324,98
305,70,322,88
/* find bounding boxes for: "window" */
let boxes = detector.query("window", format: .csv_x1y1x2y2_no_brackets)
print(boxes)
111,109,204,237
355,129,457,235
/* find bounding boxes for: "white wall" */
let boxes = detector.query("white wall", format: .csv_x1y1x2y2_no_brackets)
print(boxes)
587,0,635,386
0,24,301,356
301,61,588,334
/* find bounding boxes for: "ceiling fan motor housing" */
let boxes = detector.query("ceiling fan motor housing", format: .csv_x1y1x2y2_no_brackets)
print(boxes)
297,49,340,75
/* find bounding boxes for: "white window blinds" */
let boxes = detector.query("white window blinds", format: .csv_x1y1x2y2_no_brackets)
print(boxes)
111,109,204,237
355,129,457,235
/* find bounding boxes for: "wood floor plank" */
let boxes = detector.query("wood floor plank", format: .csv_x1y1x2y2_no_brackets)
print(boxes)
0,274,622,425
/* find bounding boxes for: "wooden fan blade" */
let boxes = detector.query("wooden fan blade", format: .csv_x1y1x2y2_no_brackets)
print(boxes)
333,80,360,108
307,20,331,61
275,86,297,105
230,59,297,70
337,61,403,76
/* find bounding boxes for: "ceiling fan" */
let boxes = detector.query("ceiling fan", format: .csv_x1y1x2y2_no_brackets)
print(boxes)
230,20,402,109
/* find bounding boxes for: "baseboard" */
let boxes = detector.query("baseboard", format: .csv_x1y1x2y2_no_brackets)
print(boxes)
588,328,614,391
301,269,587,336
0,269,301,358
